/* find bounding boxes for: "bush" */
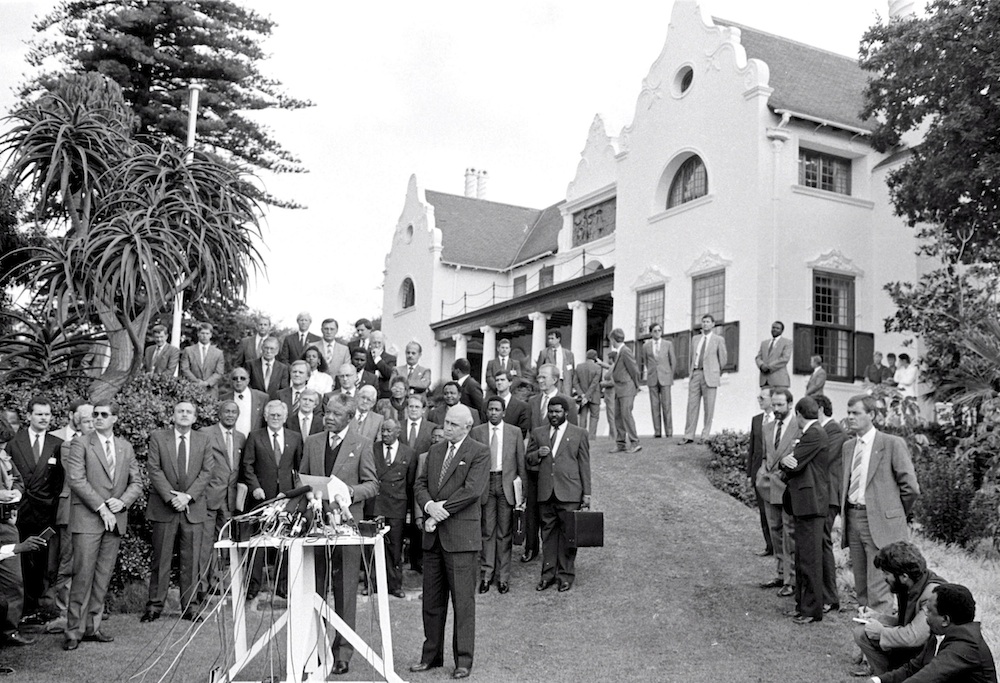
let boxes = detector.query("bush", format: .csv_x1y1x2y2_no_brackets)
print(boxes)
0,376,93,426
704,429,755,508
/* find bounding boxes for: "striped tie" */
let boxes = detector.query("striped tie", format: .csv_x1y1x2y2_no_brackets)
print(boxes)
847,438,865,501
439,444,457,488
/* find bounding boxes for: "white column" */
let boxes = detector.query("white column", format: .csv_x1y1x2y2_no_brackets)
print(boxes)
480,325,497,386
452,333,468,360
567,300,591,364
529,311,550,367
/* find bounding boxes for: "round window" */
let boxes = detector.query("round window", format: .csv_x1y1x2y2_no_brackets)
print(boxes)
673,65,694,96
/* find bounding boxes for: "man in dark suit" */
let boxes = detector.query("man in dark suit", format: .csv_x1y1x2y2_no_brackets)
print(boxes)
642,324,676,439
199,400,246,595
348,318,374,358
403,394,436,572
144,324,180,376
63,402,142,650
300,393,378,676
485,339,522,394
364,419,416,599
284,389,323,437
779,397,829,624
241,400,303,599
221,368,268,438
452,359,484,416
609,328,642,453
747,388,775,557
527,396,591,593
755,320,792,389
143,402,214,622
246,337,290,400
368,331,397,399
536,330,575,395
179,322,226,398
6,395,64,622
334,351,377,392
391,341,432,395
233,315,272,369
815,394,846,612
471,397,526,594
488,370,530,437
429,382,481,428
277,312,321,365
277,360,311,417
573,350,603,439
410,404,489,680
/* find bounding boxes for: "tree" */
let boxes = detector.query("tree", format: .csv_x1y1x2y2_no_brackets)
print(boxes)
23,0,311,208
1,72,263,402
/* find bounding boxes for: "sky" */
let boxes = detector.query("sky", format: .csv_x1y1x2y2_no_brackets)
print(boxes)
0,0,892,331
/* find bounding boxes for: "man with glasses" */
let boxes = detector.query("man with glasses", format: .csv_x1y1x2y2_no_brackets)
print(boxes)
222,368,267,437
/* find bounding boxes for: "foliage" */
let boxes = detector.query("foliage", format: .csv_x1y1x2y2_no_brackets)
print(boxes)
0,374,92,424
23,0,311,208
108,534,153,597
704,430,755,509
911,444,986,547
0,307,105,387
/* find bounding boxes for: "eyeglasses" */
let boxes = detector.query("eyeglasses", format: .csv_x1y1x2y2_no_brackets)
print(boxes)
94,411,113,418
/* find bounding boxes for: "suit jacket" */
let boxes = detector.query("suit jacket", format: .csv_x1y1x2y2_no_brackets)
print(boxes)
277,385,311,417
642,339,676,387
285,410,324,437
370,352,397,399
180,344,225,395
300,426,379,521
332,371,377,393
755,416,802,505
611,344,641,398
780,422,829,518
880,621,997,683
220,389,269,433
526,423,591,503
429,403,481,429
536,347,576,394
204,424,246,512
242,427,303,500
146,428,214,524
527,392,578,433
755,337,792,387
352,411,384,445
485,394,530,437
458,376,485,415
365,441,417,520
144,343,180,376
312,340,351,380
573,360,603,403
470,422,526,507
484,357,522,393
7,429,64,528
414,436,490,553
805,367,827,397
690,332,727,387
391,363,432,394
402,418,438,456
746,412,770,479
66,431,142,535
840,430,920,549
246,358,291,400
822,420,847,509
233,335,265,369
278,331,321,365
52,427,80,526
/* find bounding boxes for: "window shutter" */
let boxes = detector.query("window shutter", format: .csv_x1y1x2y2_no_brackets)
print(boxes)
853,332,874,380
793,323,814,374
720,321,740,372
669,330,690,379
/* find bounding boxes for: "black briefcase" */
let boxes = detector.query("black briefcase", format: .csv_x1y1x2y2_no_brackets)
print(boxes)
559,510,604,548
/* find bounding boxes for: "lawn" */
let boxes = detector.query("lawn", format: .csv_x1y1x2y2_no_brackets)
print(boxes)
4,439,993,682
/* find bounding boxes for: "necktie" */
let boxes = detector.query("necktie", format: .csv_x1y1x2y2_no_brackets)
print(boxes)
301,415,310,435
540,394,549,421
272,431,281,459
329,433,341,450
151,345,161,368
264,361,272,387
490,427,500,470
225,430,234,468
501,357,507,370
177,434,187,480
696,336,706,370
550,427,557,453
105,439,116,479
848,438,866,501
201,345,206,365
292,390,300,411
773,419,783,450
768,338,775,356
407,365,414,378
32,433,41,462
654,340,660,358
408,422,417,448
300,333,306,347
256,338,263,357
439,444,457,488
326,343,334,362
385,445,393,467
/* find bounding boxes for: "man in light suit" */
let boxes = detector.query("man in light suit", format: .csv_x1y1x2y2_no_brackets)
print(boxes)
353,386,384,444
313,318,351,380
747,389,774,557
682,314,728,444
527,396,591,593
573,350,603,439
842,394,920,615
410,405,490,680
142,402,214,622
755,321,792,389
63,402,142,650
755,388,801,596
246,337,290,400
642,324,677,439
609,328,642,453
369,331,397,400
144,324,180,376
199,401,246,595
300,393,378,676
180,323,226,398
535,330,575,394
277,312,321,365
390,341,432,395
233,315,272,369
470,397,526,594
221,368,268,438
805,355,827,398
485,339,522,394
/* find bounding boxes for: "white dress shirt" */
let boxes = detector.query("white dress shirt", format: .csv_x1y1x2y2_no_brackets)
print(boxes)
848,426,877,506
489,423,504,471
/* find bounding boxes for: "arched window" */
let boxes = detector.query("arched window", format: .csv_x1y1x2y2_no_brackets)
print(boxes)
399,278,415,310
667,155,708,208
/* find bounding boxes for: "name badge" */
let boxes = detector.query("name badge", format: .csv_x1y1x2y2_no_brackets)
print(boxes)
48,457,57,465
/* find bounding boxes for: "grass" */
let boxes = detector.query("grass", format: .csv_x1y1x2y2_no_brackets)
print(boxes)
4,439,996,682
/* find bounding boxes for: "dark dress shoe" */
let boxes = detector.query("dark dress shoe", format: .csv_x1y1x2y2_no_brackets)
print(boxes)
497,582,509,594
519,550,536,563
536,578,556,591
390,589,406,599
452,667,471,679
4,633,35,646
756,549,774,557
332,661,349,675
557,581,571,592
245,590,258,601
409,661,442,672
478,580,490,594
759,578,782,589
679,438,694,444
784,609,802,617
792,615,819,625
823,603,840,614
653,434,662,438
19,613,47,627
63,638,79,651
139,611,160,623
181,612,204,623
82,631,114,642
777,586,795,597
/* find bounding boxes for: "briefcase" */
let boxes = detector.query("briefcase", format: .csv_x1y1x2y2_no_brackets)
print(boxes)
512,508,526,546
559,510,604,548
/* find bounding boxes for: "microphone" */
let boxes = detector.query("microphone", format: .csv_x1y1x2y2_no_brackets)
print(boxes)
333,494,354,523
278,485,313,500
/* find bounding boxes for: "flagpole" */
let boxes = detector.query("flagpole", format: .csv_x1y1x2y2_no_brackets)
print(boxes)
171,83,202,362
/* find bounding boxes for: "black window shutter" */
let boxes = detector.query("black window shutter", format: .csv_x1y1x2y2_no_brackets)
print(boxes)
793,323,814,374
854,332,874,380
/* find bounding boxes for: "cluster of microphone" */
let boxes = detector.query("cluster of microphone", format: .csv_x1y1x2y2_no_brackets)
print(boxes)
232,486,356,539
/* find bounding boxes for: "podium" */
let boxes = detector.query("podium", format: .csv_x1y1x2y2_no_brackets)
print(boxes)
215,532,408,683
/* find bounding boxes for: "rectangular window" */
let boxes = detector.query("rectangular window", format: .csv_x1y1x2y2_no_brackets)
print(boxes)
513,275,526,298
813,271,855,380
635,286,665,340
798,149,851,195
538,265,554,290
691,270,725,328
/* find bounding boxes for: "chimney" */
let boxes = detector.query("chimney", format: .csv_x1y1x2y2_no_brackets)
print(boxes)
476,169,488,199
888,0,916,19
464,168,477,197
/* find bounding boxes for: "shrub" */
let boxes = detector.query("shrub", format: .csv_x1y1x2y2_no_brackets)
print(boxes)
0,376,93,426
912,444,987,547
704,429,755,508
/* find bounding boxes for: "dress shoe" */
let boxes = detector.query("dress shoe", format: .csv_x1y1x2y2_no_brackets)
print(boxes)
520,550,536,563
44,616,68,633
63,638,79,651
557,581,571,592
756,549,774,557
628,445,642,453
849,663,873,677
608,446,625,453
758,578,782,589
3,633,35,646
452,667,471,679
679,438,694,445
19,612,48,627
140,611,160,623
82,631,114,643
181,612,204,623
390,589,406,599
823,603,840,614
653,434,662,438
784,609,802,618
275,588,287,599
360,586,370,597
409,661,442,672
245,590,258,601
332,661,349,675
497,582,509,594
777,586,795,597
478,580,490,594
536,578,556,592
792,615,819,625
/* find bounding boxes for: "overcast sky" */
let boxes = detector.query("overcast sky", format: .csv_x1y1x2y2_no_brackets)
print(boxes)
0,0,891,332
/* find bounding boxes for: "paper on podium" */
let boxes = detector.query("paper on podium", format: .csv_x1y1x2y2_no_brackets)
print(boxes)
299,473,351,502
513,476,523,508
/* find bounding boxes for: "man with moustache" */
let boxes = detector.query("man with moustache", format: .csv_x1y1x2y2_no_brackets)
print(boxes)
391,341,432,395
222,368,268,437
747,389,775,557
430,383,481,429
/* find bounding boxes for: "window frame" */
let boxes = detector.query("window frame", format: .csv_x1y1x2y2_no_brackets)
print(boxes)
667,156,708,209
399,278,415,310
691,269,725,329
635,286,665,342
811,270,856,381
798,148,852,196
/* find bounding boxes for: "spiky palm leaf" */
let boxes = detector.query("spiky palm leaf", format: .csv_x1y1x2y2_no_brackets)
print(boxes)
0,307,105,385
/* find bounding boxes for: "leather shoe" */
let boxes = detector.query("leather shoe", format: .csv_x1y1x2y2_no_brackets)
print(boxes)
452,667,471,679
478,580,490,594
558,581,571,592
332,661,349,675
784,609,802,617
63,638,79,651
139,611,160,623
390,589,406,599
823,603,840,614
792,615,819,625
181,612,204,623
608,446,626,453
756,549,774,557
409,662,442,672
536,578,556,591
777,586,795,597
849,663,873,677
82,631,114,643
758,578,782,589
497,582,509,594
628,445,642,453
519,550,536,563
3,633,35,646
679,438,694,444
